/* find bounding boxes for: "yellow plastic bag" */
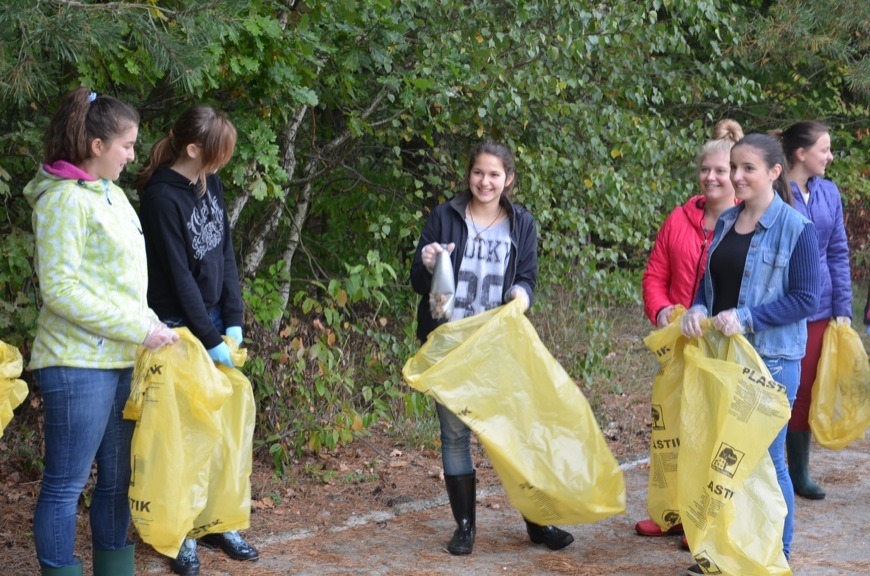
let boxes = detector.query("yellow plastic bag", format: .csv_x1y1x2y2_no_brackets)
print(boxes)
1,340,29,438
124,328,253,557
678,328,792,576
810,321,870,450
189,355,256,538
403,299,625,526
642,310,688,533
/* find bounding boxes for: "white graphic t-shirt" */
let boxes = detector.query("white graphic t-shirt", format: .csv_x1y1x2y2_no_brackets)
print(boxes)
450,217,512,321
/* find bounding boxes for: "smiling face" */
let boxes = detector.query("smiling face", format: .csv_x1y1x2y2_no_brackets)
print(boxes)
797,131,833,178
468,152,514,208
698,149,734,204
730,144,781,206
89,122,138,181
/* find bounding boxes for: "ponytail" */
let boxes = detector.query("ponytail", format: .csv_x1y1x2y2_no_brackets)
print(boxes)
134,135,176,192
44,88,139,165
773,170,793,206
136,105,237,195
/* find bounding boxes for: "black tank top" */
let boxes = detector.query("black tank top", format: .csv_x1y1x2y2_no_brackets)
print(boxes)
709,226,754,315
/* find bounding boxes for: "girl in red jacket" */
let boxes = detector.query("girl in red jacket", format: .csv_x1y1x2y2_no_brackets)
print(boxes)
635,120,743,542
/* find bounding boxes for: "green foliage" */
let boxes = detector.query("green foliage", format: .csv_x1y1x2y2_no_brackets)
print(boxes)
0,228,37,347
246,252,420,473
1,0,867,472
243,263,291,326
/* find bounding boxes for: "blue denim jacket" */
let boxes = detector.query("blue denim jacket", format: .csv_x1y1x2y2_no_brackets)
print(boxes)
695,193,818,360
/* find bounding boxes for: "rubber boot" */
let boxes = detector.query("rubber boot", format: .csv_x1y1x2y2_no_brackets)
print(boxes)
786,430,826,500
444,472,476,555
39,560,83,576
93,543,135,576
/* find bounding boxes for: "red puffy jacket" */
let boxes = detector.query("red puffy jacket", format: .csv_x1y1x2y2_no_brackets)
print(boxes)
642,195,713,325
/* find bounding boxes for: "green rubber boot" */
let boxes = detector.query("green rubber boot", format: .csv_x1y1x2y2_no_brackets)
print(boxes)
40,560,83,576
93,543,135,576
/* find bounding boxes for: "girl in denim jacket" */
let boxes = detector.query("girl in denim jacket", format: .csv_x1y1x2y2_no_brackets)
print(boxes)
681,134,820,574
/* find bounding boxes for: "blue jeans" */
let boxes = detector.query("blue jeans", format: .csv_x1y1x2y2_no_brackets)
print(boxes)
33,367,135,568
764,356,800,561
163,306,223,335
436,401,474,476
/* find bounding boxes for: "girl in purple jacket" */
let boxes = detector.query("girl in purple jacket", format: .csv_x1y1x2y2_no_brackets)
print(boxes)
779,121,853,500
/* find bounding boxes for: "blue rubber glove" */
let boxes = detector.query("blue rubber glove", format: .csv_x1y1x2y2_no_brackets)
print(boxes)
207,341,234,368
226,325,243,346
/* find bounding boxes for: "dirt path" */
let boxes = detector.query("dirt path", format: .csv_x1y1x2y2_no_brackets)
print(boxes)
135,439,869,576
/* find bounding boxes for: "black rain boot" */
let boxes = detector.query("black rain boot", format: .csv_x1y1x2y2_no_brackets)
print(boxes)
444,472,476,555
524,519,575,550
786,430,826,500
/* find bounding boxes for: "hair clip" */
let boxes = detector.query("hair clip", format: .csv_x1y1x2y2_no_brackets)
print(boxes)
88,92,97,103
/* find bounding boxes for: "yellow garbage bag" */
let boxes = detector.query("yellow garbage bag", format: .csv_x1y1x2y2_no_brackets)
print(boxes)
810,321,870,450
189,351,256,538
403,299,625,526
1,340,29,438
124,328,253,557
642,310,688,533
678,328,792,576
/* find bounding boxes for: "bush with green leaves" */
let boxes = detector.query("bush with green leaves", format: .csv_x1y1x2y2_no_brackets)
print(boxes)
1,0,866,473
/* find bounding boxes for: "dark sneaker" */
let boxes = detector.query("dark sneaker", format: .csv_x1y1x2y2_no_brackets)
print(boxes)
525,522,575,551
199,531,260,562
169,539,200,576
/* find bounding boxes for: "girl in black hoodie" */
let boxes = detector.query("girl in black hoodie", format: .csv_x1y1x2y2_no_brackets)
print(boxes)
136,105,258,576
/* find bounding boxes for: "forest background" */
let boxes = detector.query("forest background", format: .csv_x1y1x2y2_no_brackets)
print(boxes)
1,0,868,476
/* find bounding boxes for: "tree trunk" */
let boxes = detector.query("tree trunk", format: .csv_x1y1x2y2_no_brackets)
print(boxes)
227,158,257,230
270,91,389,329
241,105,308,277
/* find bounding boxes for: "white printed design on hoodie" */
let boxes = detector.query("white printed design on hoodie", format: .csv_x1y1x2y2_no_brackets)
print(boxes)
188,193,224,260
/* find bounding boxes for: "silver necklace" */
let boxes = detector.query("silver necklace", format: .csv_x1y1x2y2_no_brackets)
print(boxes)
467,205,502,240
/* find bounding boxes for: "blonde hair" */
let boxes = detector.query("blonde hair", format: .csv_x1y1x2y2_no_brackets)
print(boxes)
696,119,744,164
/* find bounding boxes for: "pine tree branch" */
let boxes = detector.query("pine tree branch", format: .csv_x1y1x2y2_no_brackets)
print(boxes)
53,0,177,14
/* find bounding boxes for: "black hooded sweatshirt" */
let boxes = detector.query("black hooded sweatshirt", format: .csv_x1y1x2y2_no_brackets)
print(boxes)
139,166,243,349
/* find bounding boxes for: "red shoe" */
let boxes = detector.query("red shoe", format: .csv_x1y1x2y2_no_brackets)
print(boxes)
680,535,690,550
635,519,684,537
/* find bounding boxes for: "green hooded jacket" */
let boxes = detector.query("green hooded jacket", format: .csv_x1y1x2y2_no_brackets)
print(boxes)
24,168,157,369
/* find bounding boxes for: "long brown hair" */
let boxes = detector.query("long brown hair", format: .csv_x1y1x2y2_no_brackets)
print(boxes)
43,88,139,166
135,105,237,195
464,140,517,198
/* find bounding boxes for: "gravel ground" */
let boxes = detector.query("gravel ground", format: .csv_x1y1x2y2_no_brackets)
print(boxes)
134,438,870,576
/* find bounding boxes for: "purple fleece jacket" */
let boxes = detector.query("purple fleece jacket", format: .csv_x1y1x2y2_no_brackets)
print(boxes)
791,177,853,321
